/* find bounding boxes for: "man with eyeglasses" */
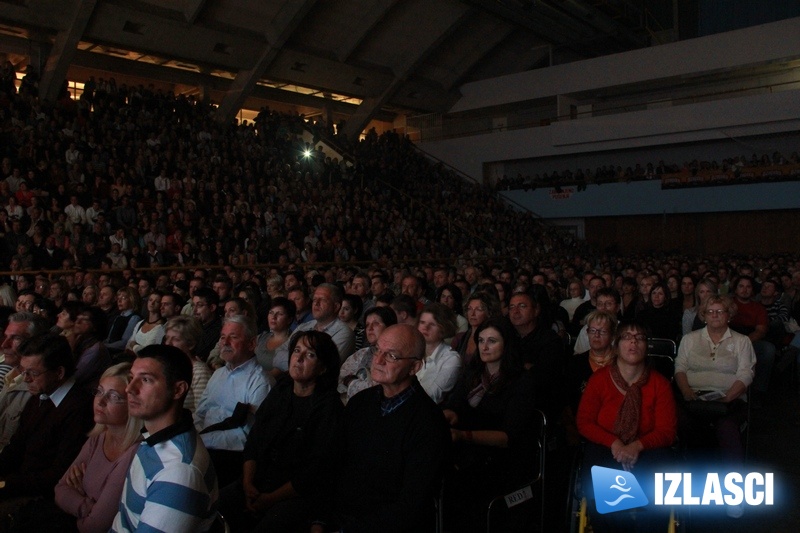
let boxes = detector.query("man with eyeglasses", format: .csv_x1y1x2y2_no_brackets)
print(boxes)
0,334,93,510
318,324,449,532
0,312,49,451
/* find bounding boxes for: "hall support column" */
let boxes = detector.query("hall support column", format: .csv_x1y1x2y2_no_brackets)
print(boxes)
39,0,98,103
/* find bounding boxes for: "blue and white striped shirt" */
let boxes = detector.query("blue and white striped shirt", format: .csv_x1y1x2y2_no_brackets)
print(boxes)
111,413,218,533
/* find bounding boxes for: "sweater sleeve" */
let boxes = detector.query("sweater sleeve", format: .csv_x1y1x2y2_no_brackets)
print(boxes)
637,374,677,450
576,371,618,448
54,435,99,519
75,442,140,533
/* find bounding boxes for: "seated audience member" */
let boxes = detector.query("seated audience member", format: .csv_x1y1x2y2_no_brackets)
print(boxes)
338,306,397,404
255,297,296,378
576,320,677,532
0,312,49,451
294,283,355,361
194,315,273,488
728,275,774,395
443,318,537,532
105,287,141,354
0,334,94,513
218,331,342,531
572,288,621,354
416,303,463,404
54,363,142,533
125,291,165,353
508,289,564,421
348,271,375,322
570,276,606,335
339,293,365,350
111,344,218,533
389,294,419,326
319,324,450,532
689,279,719,332
637,281,682,341
206,296,258,369
192,287,223,363
163,315,210,413
72,306,111,388
568,310,618,413
559,280,585,322
451,291,502,366
52,300,85,350
620,277,639,320
757,278,791,347
436,283,467,336
159,292,184,320
287,285,313,331
675,296,755,472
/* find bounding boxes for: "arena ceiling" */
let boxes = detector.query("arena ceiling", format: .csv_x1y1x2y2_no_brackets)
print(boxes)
0,0,679,131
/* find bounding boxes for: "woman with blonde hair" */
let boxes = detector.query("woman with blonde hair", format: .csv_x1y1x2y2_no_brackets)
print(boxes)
55,362,142,533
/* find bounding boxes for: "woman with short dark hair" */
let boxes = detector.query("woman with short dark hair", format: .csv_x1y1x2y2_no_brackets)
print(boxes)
218,330,342,531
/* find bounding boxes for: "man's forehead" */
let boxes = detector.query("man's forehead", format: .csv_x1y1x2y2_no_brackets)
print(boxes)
377,331,404,351
5,321,28,335
20,354,44,367
132,357,164,376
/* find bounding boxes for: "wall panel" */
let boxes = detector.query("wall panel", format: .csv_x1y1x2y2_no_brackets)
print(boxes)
584,210,800,255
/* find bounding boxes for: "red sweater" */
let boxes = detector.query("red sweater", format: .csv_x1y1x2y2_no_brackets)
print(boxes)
576,365,676,450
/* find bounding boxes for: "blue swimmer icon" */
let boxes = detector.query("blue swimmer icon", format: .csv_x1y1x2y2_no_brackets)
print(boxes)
591,466,649,514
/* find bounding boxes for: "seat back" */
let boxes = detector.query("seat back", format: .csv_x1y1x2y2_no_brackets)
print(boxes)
647,338,677,380
487,409,547,532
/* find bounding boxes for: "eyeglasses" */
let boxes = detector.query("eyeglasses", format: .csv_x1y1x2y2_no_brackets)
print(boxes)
19,368,51,379
705,309,728,317
620,333,647,342
587,328,610,337
374,348,422,363
91,387,127,404
508,303,530,311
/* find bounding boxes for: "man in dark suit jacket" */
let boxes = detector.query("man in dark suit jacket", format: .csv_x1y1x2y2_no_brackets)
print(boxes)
0,333,94,510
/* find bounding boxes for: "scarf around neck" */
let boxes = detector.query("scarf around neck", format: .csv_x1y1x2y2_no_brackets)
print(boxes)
610,363,650,445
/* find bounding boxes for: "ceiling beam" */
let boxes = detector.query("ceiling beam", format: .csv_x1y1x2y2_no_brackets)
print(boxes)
333,0,399,62
543,0,647,49
39,0,97,102
441,23,513,91
215,0,318,123
183,0,208,25
343,6,470,139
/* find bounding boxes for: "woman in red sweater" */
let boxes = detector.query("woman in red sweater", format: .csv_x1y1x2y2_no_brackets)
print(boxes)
576,319,677,531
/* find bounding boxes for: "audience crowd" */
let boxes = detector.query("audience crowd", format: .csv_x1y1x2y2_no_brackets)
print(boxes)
0,74,799,532
496,149,800,192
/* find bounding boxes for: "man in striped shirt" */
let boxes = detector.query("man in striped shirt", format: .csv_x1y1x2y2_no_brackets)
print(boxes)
111,344,218,533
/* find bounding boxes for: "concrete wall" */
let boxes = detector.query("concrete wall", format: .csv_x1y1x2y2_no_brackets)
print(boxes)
451,17,800,112
419,91,800,183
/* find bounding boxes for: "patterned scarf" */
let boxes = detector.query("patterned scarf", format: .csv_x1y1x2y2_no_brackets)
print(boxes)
610,363,650,445
467,370,501,408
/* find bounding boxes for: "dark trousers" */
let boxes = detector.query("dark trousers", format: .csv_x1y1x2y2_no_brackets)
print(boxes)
208,449,244,490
